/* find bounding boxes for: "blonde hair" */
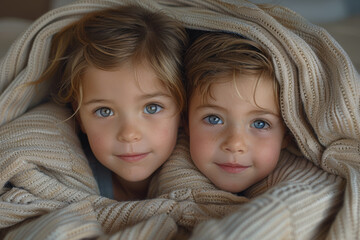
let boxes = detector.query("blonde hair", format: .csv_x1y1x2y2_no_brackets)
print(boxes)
184,32,278,108
36,4,187,114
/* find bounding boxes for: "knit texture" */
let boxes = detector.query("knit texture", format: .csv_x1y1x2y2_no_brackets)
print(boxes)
0,0,359,239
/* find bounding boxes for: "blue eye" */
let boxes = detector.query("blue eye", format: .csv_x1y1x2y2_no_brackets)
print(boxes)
144,104,163,114
251,120,269,129
95,107,113,117
204,115,223,125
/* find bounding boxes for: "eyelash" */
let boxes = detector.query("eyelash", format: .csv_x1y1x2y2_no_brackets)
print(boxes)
251,119,270,129
203,114,223,125
202,115,271,130
144,103,164,114
94,107,113,118
93,103,164,118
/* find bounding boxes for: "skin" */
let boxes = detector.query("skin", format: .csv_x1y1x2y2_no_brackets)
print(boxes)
78,61,180,200
188,74,288,193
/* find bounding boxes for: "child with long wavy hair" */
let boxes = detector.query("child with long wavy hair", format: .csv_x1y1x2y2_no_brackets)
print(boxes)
35,4,187,201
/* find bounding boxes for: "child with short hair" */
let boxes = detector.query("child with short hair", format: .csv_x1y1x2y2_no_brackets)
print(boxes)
36,4,188,201
185,32,289,193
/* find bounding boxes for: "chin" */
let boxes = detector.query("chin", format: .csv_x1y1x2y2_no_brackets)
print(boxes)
124,176,148,182
215,182,246,193
125,173,153,183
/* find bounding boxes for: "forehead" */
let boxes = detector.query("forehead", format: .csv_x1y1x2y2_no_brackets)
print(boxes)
81,62,171,100
192,74,279,113
84,61,163,85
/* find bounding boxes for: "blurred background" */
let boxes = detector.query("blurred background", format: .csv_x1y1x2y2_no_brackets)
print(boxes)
0,0,359,69
252,0,360,23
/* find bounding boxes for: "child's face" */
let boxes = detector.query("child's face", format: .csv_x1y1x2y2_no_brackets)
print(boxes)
188,74,287,193
78,61,180,184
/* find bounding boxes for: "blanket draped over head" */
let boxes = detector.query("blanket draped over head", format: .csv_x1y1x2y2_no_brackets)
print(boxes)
0,0,359,239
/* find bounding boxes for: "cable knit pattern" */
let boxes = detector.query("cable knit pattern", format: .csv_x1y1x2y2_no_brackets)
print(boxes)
0,0,359,239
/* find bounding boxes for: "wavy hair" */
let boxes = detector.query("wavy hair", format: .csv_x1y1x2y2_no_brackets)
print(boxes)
36,4,188,115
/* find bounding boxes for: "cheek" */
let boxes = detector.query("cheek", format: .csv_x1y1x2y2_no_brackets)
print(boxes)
255,139,283,171
150,115,180,148
87,130,107,150
189,126,214,165
86,133,111,165
82,122,112,160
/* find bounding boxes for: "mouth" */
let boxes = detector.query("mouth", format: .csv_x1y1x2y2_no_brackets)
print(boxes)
216,163,250,174
116,153,149,163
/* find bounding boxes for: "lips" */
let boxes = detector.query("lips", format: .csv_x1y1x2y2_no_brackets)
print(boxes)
116,153,149,162
216,162,249,174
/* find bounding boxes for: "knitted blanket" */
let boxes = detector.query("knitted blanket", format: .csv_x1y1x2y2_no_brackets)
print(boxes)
0,0,359,239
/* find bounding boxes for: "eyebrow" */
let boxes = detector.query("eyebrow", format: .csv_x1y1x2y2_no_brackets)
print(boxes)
248,109,281,118
196,103,281,117
138,92,173,100
83,92,172,106
196,103,225,111
83,99,110,106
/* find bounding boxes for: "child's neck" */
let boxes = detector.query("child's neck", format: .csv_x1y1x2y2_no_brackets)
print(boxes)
112,173,149,201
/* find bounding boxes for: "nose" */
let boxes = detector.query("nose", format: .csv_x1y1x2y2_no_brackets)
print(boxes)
221,129,247,154
117,119,142,143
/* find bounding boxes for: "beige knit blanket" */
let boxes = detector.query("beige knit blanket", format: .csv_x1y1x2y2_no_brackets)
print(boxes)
0,0,359,239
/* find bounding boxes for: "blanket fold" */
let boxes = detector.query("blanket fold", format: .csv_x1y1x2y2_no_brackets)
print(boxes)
151,133,345,239
1,0,359,239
